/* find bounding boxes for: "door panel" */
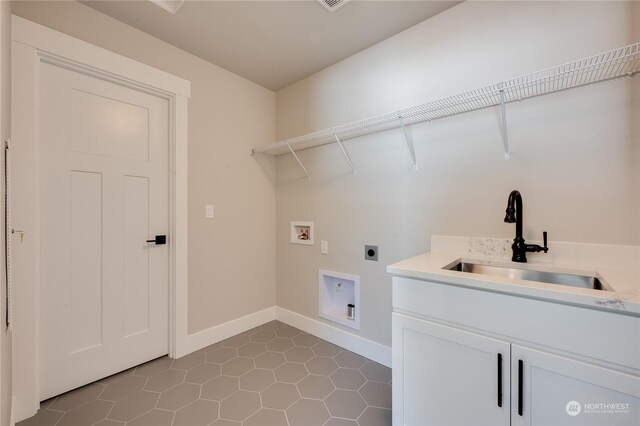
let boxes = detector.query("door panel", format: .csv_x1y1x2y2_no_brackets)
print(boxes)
39,61,169,400
70,88,150,161
512,345,640,426
70,171,103,353
393,313,510,426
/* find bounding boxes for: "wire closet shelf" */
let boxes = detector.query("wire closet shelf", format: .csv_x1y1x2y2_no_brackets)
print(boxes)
251,42,640,174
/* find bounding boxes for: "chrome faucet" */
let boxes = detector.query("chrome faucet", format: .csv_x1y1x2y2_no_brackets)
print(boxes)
504,190,548,263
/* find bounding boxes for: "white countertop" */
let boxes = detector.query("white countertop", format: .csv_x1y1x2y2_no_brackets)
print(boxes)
387,236,640,316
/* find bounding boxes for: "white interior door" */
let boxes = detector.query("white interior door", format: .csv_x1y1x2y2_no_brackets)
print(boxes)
39,61,169,400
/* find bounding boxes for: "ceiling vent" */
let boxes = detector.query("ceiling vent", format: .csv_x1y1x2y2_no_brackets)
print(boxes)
318,0,351,12
149,0,185,15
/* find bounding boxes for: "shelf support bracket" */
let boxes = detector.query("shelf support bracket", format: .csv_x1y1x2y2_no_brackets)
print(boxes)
334,133,356,174
398,116,418,170
287,143,310,179
499,83,511,160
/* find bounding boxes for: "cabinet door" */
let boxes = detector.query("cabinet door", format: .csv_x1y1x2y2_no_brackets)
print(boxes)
392,313,510,426
512,345,640,426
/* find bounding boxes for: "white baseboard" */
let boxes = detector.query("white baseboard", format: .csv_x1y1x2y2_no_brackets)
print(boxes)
276,307,392,367
176,305,391,368
178,306,276,357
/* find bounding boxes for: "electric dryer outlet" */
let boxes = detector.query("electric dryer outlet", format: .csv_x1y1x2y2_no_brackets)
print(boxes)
365,245,379,261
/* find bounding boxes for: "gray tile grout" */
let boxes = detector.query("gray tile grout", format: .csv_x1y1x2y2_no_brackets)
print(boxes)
101,398,118,424
119,402,157,426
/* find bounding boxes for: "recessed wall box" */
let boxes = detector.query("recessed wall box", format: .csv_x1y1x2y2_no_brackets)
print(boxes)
291,221,314,245
318,269,360,330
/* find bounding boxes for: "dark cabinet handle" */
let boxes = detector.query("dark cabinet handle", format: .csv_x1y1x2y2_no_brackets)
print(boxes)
497,353,502,407
146,235,166,245
518,359,524,416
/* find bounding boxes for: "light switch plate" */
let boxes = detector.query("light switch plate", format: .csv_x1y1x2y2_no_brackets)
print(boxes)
206,204,214,218
321,240,328,255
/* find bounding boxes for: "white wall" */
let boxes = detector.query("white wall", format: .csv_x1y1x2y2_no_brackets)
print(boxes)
0,1,12,424
275,1,640,347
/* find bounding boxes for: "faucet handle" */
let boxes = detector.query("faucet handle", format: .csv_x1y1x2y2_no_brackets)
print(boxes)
542,231,549,253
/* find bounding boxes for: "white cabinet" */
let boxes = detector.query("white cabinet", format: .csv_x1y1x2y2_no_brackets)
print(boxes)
391,276,640,426
392,313,510,426
393,313,640,426
513,345,640,426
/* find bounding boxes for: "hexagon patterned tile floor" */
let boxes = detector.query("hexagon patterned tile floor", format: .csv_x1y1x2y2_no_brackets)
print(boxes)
17,321,391,426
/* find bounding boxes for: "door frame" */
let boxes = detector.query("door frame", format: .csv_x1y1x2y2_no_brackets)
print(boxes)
11,15,190,421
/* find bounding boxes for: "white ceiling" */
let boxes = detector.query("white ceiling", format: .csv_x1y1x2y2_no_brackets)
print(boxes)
80,0,461,91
